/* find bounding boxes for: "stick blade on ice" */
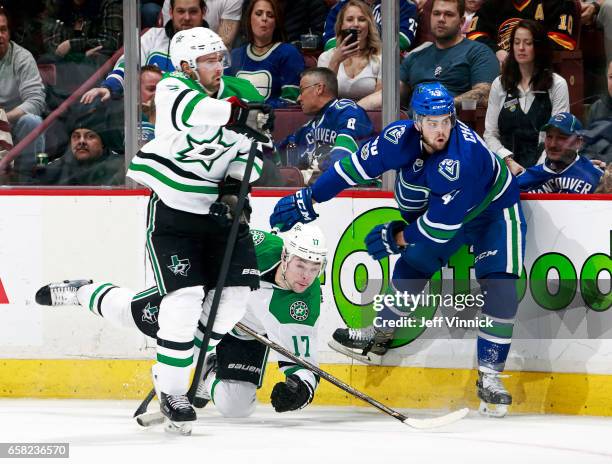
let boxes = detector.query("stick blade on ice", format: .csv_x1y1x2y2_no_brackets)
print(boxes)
402,407,469,430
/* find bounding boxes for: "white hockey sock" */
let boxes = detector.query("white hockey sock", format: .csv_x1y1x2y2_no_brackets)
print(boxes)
76,282,137,331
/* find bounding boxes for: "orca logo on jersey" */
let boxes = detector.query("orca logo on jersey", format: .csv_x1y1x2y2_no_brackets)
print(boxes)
334,99,358,110
250,230,266,246
438,159,460,181
142,302,159,324
167,255,191,276
384,126,405,145
290,300,309,321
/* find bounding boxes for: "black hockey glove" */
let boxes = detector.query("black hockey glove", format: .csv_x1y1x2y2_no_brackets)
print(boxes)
270,374,314,413
226,98,274,145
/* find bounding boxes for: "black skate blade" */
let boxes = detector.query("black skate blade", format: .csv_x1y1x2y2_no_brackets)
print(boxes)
402,407,469,429
327,339,383,365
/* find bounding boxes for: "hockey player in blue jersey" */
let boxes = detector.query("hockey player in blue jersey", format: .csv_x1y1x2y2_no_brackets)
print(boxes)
270,82,526,417
518,112,604,194
278,67,374,176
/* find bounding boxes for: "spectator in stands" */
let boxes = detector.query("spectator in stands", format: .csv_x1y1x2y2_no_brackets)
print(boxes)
162,0,243,49
581,1,611,68
140,65,163,143
395,0,498,109
38,105,124,186
42,0,122,60
0,7,46,183
323,0,418,53
582,60,612,163
226,0,304,107
518,112,604,193
142,1,164,28
80,0,205,104
462,0,483,36
278,0,328,47
278,67,373,185
317,0,383,106
467,0,579,66
484,20,570,175
0,0,46,59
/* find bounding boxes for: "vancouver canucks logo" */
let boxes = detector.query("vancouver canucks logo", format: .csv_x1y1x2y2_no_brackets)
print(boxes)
289,300,309,322
360,144,369,160
250,230,265,246
438,159,460,181
167,255,191,276
334,99,357,110
383,125,405,145
142,302,159,324
176,130,235,171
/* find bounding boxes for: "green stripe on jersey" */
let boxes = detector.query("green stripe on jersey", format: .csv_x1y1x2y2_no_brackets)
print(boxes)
480,319,514,339
182,93,207,127
464,156,509,223
129,162,219,194
418,217,458,241
339,157,369,184
281,85,299,104
229,157,263,176
335,134,358,152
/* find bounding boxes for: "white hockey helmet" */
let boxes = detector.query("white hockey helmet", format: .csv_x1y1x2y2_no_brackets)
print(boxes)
282,223,328,274
169,27,230,72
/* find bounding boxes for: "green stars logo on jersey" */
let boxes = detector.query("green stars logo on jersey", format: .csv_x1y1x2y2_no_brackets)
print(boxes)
142,302,159,324
289,300,309,322
250,230,266,246
167,255,191,276
176,130,236,171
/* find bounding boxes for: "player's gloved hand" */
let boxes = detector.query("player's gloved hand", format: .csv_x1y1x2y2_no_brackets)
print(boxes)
269,187,317,232
210,195,252,231
226,98,274,145
365,221,406,260
270,374,314,413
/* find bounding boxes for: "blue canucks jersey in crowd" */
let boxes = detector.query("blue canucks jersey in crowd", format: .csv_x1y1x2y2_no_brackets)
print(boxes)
311,119,519,248
279,98,373,169
518,155,603,193
227,43,305,108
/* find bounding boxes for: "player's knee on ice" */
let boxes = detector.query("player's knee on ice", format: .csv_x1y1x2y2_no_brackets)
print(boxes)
213,380,257,418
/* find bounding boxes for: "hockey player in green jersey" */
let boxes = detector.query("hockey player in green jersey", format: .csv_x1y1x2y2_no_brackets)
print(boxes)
35,223,327,418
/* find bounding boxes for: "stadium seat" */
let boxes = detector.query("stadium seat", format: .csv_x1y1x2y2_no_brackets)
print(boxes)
37,64,57,86
279,166,305,187
272,109,310,143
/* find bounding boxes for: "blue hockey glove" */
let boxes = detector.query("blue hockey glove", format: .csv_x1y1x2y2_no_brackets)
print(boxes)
269,187,318,232
365,221,406,260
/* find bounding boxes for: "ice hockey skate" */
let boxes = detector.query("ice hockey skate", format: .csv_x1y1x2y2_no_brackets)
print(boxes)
477,370,512,418
152,367,196,435
193,353,217,409
327,326,392,365
35,280,93,306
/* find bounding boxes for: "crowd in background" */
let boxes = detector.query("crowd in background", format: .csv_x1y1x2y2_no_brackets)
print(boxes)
0,0,610,191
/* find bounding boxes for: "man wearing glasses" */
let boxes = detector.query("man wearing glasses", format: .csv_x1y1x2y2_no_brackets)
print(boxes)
278,67,373,184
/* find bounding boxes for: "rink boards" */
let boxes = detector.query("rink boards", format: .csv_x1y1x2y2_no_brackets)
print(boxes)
0,189,611,415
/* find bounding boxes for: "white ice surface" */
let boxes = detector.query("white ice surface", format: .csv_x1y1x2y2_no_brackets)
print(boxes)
1,400,612,464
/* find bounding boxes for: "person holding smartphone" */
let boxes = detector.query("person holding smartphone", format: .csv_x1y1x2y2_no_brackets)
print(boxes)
317,0,382,106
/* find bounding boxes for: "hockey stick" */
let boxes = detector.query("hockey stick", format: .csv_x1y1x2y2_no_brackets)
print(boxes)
133,140,261,421
138,321,469,430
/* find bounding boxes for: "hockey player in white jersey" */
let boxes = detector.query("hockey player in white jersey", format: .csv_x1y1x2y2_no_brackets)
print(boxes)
35,224,327,418
37,28,272,433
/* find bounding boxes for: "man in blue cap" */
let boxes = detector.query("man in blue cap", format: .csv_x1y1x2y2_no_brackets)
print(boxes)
518,112,604,194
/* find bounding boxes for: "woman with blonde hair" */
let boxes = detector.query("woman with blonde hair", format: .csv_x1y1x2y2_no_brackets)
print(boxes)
317,0,382,104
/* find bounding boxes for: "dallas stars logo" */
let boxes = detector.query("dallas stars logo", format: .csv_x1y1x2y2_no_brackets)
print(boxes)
167,255,191,276
176,130,235,171
250,230,265,246
289,300,309,322
142,303,159,324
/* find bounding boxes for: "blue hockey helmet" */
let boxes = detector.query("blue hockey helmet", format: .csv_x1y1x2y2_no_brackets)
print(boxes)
411,82,456,121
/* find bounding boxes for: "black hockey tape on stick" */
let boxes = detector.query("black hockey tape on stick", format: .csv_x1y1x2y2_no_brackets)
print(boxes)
234,322,469,430
133,141,261,419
